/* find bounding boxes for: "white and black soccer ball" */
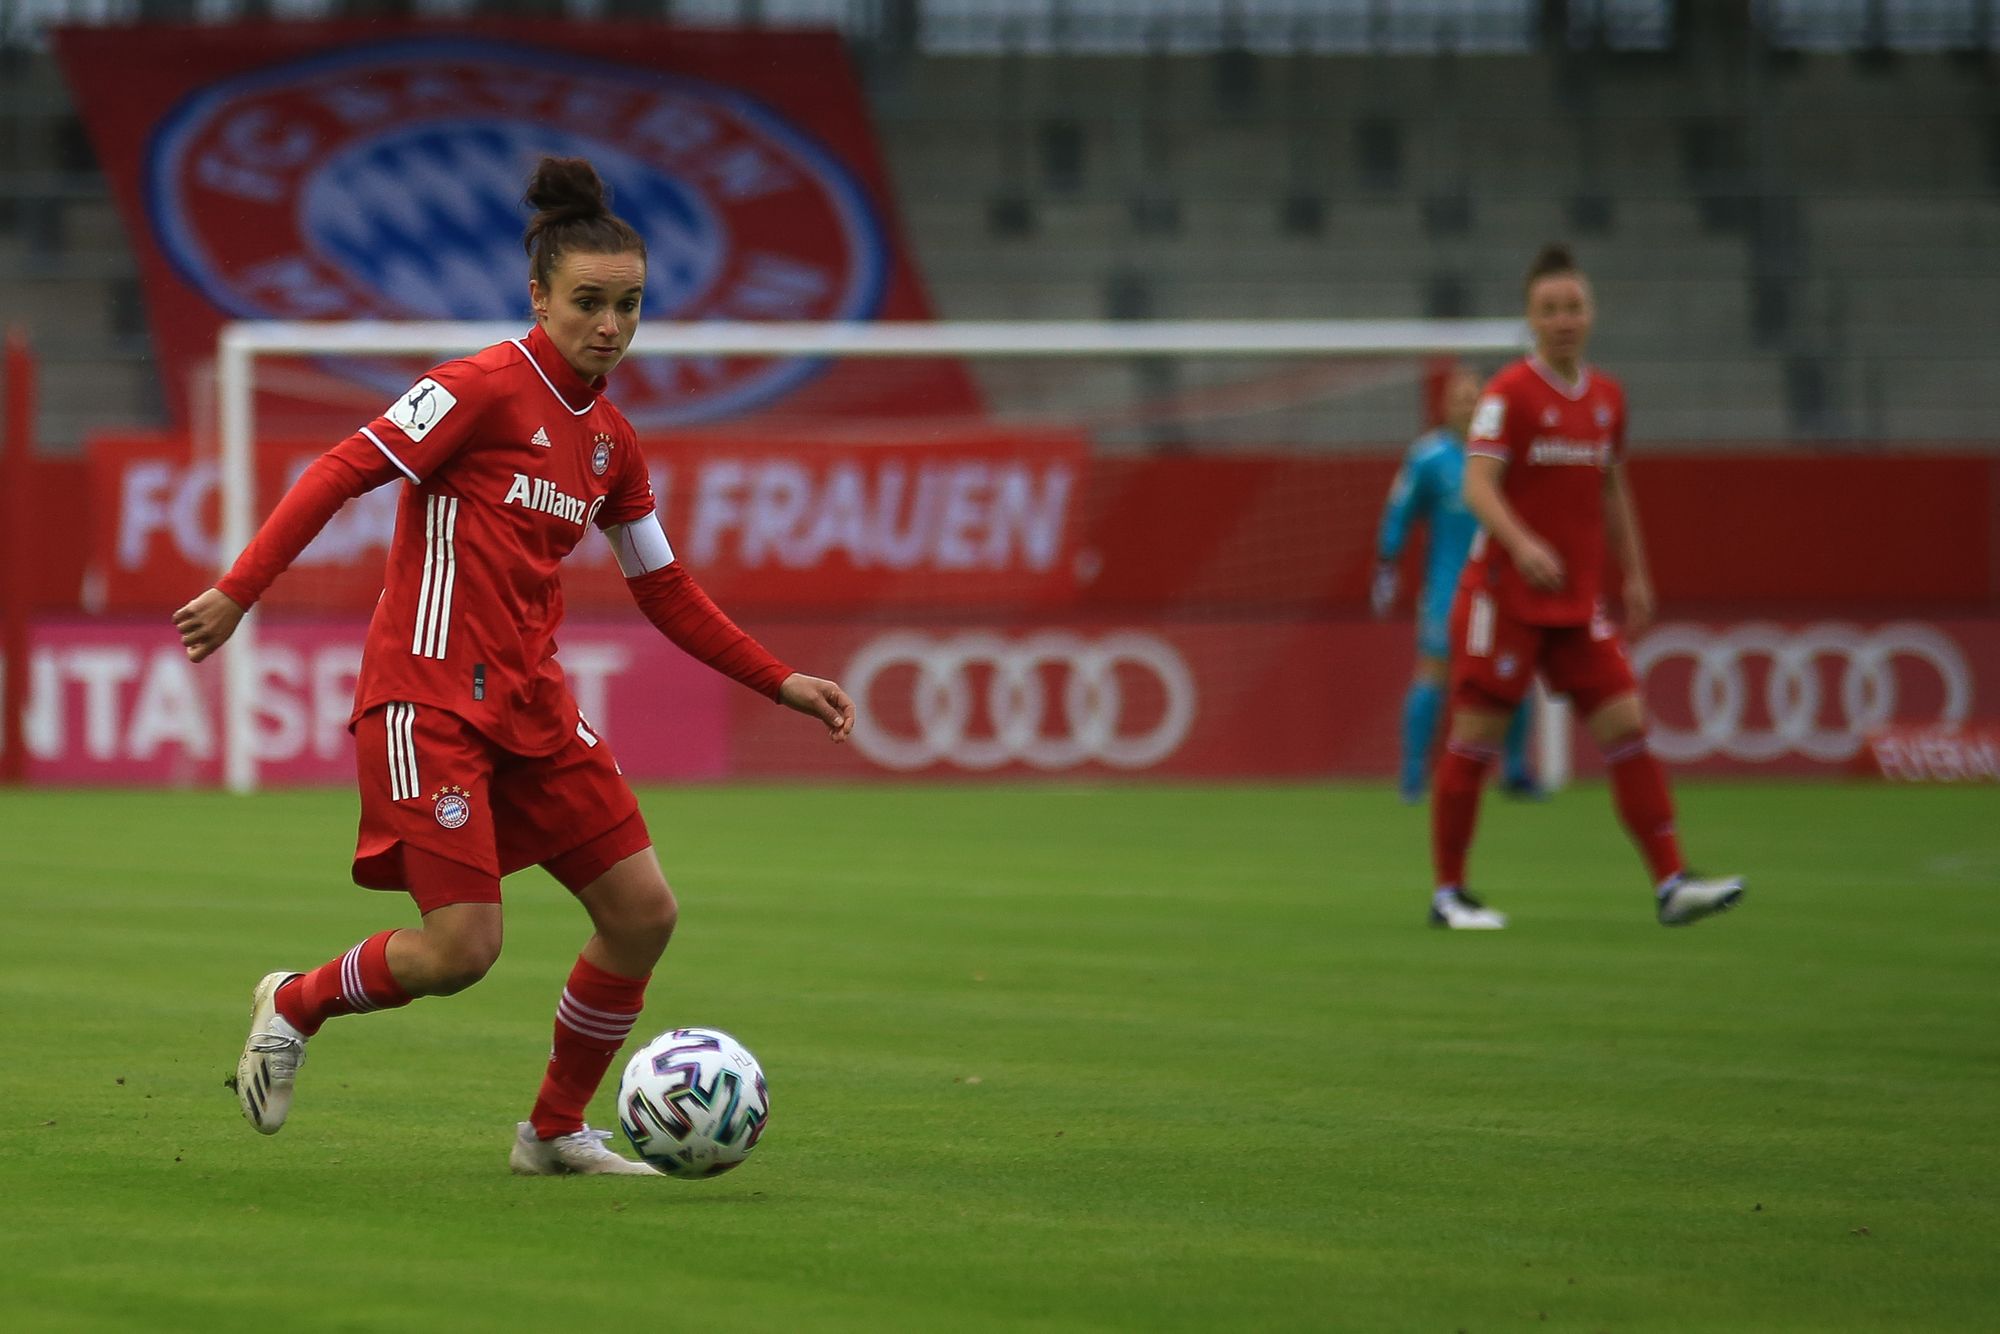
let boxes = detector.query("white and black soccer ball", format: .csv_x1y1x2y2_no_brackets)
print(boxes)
618,1027,770,1178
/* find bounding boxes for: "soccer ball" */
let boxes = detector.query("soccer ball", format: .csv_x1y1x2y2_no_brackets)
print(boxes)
617,1027,771,1178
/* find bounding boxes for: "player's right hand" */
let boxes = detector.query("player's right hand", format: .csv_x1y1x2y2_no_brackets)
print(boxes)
173,588,247,663
1368,563,1398,618
1510,536,1566,591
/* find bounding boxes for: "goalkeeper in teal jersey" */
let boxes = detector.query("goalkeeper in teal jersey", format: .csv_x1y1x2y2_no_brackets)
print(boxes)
1372,367,1537,802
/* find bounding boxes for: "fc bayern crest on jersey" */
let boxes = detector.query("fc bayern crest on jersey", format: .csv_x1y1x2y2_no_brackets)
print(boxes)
145,38,887,427
590,433,613,476
433,785,472,830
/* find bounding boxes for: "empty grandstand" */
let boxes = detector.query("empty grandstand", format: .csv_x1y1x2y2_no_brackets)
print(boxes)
6,1,2000,444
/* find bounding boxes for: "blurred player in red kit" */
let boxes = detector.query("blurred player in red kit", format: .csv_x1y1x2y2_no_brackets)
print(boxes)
1426,244,1743,930
174,157,855,1172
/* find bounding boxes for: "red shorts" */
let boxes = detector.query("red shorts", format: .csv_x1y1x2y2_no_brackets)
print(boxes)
352,702,650,911
1448,587,1638,716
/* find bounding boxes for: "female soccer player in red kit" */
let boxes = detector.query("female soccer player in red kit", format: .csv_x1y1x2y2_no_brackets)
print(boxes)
173,157,855,1173
1427,244,1743,930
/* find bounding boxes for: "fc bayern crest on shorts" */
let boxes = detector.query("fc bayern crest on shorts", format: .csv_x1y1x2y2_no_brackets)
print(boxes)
433,785,472,830
145,38,888,427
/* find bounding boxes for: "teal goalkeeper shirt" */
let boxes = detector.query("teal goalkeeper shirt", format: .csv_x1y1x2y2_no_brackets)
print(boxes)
1376,428,1481,621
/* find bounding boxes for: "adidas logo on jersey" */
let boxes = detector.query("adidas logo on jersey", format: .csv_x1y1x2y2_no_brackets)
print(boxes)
530,427,552,448
504,472,602,527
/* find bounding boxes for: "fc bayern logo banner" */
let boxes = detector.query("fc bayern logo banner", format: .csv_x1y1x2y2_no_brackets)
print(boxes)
53,23,976,432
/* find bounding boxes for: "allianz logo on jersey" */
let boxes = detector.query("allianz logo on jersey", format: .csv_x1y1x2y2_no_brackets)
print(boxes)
1527,437,1613,467
505,473,604,528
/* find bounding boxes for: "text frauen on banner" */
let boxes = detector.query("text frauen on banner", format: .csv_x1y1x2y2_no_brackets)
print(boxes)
92,430,1088,613
89,444,1999,615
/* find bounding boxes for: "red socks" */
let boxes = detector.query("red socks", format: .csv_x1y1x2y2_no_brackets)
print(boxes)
1427,726,1685,897
1430,740,1497,889
528,956,650,1140
1604,732,1686,884
269,934,649,1139
274,930,412,1037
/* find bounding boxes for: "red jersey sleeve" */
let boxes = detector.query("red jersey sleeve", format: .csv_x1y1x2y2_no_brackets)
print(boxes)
596,415,656,529
1466,373,1523,464
359,357,492,483
627,562,792,700
214,431,404,609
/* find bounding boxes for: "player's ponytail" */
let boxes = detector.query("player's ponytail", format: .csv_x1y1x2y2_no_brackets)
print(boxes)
523,156,647,286
1524,242,1581,296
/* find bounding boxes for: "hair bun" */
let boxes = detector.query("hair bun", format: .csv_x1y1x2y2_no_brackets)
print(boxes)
524,156,609,221
520,154,647,286
1532,242,1576,273
1523,241,1583,295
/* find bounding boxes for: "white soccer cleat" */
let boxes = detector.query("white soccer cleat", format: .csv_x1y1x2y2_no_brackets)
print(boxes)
1657,873,1746,926
1429,889,1509,930
237,971,307,1135
509,1122,661,1177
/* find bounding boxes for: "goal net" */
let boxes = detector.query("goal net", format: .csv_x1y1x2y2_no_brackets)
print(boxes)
209,317,1554,792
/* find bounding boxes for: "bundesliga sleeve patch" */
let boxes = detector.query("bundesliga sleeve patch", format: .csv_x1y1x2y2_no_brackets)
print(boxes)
386,378,458,442
1470,393,1506,442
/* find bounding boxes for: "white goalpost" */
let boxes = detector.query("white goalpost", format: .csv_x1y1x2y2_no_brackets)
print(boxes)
216,317,1545,793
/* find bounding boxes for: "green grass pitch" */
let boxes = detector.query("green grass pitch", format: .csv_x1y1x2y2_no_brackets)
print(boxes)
2,782,1996,1331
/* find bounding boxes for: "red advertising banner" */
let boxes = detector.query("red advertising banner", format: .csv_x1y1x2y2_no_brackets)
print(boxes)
1629,454,2000,608
1860,726,2000,783
84,439,1999,617
12,616,729,787
1625,619,2000,777
52,22,977,433
11,615,1997,785
743,618,2000,780
90,428,1087,614
731,618,1409,780
613,429,1088,611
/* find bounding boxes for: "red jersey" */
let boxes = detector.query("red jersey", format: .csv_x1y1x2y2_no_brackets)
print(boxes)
1462,356,1626,626
216,326,794,761
350,325,654,754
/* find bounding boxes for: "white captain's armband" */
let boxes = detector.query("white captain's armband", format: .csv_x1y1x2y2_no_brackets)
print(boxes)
385,377,458,442
1469,392,1506,442
604,513,676,577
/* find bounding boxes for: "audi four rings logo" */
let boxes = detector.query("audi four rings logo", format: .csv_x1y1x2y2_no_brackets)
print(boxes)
1634,622,1972,763
845,631,1198,771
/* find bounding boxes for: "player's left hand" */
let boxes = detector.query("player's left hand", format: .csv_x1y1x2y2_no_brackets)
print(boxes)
778,673,856,743
1623,574,1656,635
